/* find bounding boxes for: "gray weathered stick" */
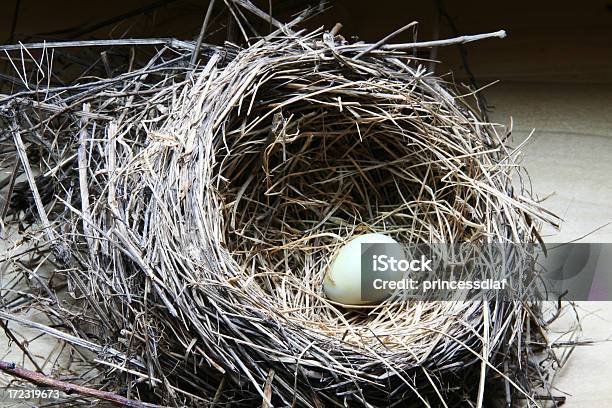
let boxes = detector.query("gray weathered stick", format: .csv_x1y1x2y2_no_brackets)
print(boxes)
78,104,95,255
191,0,217,65
230,0,290,33
12,125,54,242
353,21,418,60
344,30,506,53
0,38,194,52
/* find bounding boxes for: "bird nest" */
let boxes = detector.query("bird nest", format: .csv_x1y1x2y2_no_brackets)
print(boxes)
1,24,565,407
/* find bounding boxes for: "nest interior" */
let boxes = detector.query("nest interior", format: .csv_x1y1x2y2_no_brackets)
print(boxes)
0,23,565,408
212,35,525,346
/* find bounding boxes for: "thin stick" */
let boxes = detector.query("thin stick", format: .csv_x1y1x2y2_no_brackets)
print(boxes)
345,30,506,53
191,0,217,65
0,320,43,373
1,158,19,220
268,0,272,33
0,360,164,408
261,369,275,408
330,23,343,36
0,38,194,52
78,104,95,255
12,125,53,242
211,374,228,407
353,21,418,60
230,0,288,33
0,311,143,368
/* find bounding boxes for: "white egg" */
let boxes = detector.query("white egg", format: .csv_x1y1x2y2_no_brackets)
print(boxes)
322,233,405,305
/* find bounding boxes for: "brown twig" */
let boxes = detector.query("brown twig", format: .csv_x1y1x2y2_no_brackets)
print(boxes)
0,360,164,407
329,22,343,36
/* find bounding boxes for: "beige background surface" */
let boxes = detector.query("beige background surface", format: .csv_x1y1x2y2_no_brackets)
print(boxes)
488,82,612,407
